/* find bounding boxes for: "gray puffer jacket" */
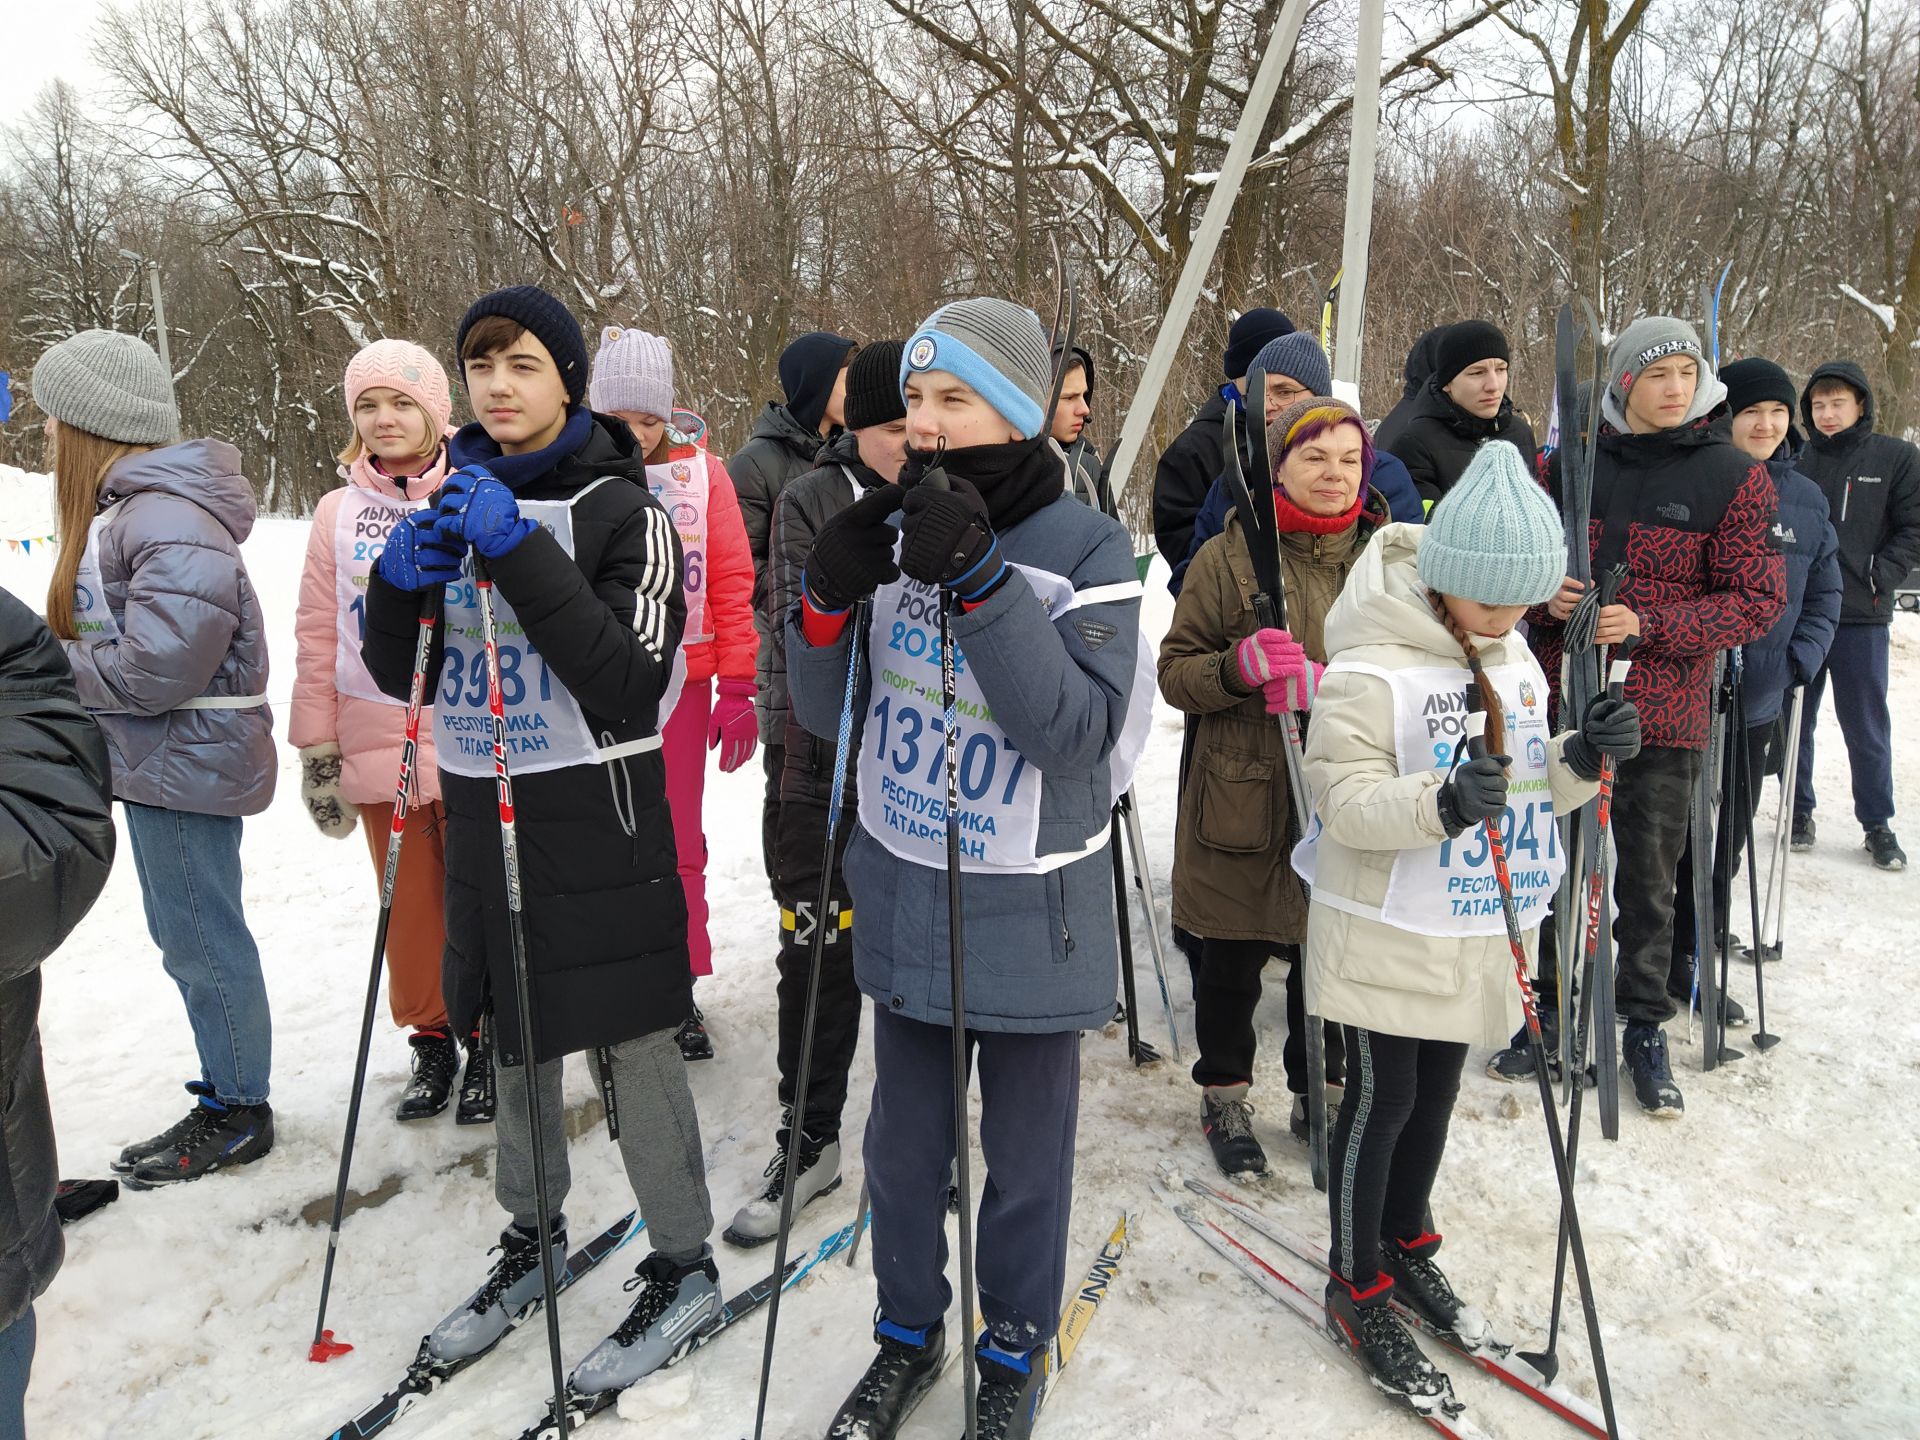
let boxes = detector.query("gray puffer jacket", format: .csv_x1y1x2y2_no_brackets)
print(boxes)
61,440,276,816
787,487,1141,1033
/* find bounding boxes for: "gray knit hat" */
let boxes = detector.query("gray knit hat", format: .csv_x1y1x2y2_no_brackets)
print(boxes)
1602,316,1727,431
589,326,674,417
1250,332,1332,398
901,298,1052,437
1417,440,1565,605
32,329,178,445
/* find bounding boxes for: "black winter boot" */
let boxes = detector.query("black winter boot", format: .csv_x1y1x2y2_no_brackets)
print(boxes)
1201,1086,1267,1177
396,1029,459,1122
675,1004,715,1061
1623,1023,1683,1117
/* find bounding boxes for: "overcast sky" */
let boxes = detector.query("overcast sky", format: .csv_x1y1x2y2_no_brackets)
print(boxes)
7,1,110,128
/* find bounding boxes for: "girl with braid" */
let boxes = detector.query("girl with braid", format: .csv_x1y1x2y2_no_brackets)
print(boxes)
1294,441,1641,1408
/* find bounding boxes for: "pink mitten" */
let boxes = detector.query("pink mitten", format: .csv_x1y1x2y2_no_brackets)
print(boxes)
1234,628,1323,715
708,678,759,772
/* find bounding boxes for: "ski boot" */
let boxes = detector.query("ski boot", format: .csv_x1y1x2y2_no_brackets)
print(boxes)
724,1135,843,1248
122,1098,273,1188
827,1316,946,1438
676,1004,715,1061
1287,1085,1343,1144
1381,1233,1490,1346
1790,814,1815,852
1201,1085,1267,1177
568,1248,720,1394
112,1080,217,1172
974,1335,1047,1440
1325,1273,1457,1412
456,1030,496,1125
396,1028,459,1122
1622,1023,1683,1117
426,1220,567,1363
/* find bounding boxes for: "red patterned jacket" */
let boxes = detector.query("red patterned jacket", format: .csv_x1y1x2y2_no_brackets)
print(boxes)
1531,418,1785,751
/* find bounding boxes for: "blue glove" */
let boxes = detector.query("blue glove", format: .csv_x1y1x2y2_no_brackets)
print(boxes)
376,510,465,591
434,473,536,559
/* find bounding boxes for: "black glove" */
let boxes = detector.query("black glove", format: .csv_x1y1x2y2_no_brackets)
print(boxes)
900,474,1008,602
1562,695,1643,780
1436,753,1510,837
803,485,904,612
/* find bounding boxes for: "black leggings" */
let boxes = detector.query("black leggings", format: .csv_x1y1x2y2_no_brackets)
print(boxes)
1191,937,1344,1094
1327,1027,1468,1286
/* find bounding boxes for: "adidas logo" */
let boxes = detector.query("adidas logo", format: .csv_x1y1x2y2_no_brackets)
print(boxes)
1772,523,1797,544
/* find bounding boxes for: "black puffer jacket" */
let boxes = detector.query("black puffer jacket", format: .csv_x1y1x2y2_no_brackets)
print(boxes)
1795,362,1920,625
1387,379,1539,505
1152,388,1253,568
1,587,115,1333
363,417,690,1064
729,402,830,741
1372,325,1449,455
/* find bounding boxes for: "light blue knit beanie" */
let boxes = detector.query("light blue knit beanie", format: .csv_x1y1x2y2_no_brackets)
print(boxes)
1416,440,1565,605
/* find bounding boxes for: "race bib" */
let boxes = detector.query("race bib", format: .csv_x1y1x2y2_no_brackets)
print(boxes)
72,503,124,642
645,452,711,644
1294,659,1565,937
334,486,425,704
856,559,1145,875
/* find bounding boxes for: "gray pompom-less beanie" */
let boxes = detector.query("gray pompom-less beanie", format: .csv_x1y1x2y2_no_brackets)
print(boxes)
32,329,179,445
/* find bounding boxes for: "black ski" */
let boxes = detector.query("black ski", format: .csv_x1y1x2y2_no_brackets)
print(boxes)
323,1212,641,1440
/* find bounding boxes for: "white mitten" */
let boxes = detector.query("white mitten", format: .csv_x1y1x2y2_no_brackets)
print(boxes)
299,742,359,838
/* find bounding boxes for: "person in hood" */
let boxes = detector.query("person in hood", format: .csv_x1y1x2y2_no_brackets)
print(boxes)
0,584,116,1436
1050,342,1103,505
1509,318,1784,1117
291,339,481,1125
591,327,758,1060
1387,320,1538,506
788,298,1143,1440
1668,357,1840,1002
1158,396,1389,1179
723,340,911,1250
362,286,717,1398
1170,334,1425,597
34,328,278,1188
1371,324,1449,455
1790,359,1920,870
1299,441,1637,1412
1151,306,1293,568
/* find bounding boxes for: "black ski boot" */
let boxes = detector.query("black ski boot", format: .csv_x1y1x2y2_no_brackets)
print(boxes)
122,1099,274,1188
676,1004,714,1061
1201,1086,1267,1177
827,1316,946,1439
974,1336,1047,1440
1325,1273,1456,1412
1381,1234,1490,1346
112,1080,217,1172
1791,814,1815,852
1866,825,1907,871
1487,1002,1560,1082
1622,1023,1683,1117
456,1030,495,1125
396,1029,459,1122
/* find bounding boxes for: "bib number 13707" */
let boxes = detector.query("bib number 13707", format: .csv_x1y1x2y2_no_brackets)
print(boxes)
870,695,1027,804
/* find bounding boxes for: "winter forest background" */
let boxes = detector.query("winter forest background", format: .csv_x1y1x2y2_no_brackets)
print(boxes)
1,0,1914,520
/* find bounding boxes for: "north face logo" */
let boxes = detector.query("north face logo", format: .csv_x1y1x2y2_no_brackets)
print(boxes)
1657,502,1691,522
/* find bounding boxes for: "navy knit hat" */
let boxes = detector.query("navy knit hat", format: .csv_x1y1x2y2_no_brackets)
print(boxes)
779,332,858,433
1224,307,1295,380
1250,332,1332,399
456,286,590,404
1433,321,1510,388
844,340,906,431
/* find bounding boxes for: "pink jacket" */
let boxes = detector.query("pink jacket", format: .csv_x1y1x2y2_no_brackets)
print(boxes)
289,451,450,805
663,429,756,686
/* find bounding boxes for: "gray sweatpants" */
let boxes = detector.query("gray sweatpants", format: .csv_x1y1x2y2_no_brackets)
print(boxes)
495,1028,713,1262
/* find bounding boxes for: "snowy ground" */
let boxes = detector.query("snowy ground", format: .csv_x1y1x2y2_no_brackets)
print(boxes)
3,496,1917,1440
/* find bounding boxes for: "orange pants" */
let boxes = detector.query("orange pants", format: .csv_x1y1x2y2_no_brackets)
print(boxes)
361,799,451,1030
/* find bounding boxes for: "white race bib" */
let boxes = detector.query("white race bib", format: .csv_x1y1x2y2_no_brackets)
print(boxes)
1294,659,1565,937
856,559,1145,875
433,480,683,778
645,453,711,645
335,486,425,705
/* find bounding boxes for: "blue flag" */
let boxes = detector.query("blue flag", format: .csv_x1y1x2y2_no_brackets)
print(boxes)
0,371,11,425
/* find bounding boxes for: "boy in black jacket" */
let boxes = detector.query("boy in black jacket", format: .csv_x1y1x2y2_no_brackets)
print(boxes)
1792,361,1920,870
362,285,717,1395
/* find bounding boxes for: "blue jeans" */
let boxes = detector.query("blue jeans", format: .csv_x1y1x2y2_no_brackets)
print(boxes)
123,804,272,1106
1795,623,1895,829
0,1307,33,1440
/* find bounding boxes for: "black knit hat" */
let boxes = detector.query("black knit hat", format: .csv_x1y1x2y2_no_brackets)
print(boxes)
1433,320,1510,388
1224,307,1294,380
844,340,907,431
1721,357,1797,419
455,285,590,404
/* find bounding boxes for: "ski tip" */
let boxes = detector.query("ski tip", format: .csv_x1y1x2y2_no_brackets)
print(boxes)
309,1331,353,1363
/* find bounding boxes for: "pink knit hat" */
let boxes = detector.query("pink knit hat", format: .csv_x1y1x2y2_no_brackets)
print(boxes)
589,326,674,417
344,338,453,433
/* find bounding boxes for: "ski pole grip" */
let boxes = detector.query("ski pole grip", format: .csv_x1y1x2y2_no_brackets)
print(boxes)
1464,708,1489,761
1607,634,1640,697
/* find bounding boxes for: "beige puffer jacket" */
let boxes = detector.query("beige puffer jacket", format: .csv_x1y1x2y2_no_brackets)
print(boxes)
1300,524,1600,1046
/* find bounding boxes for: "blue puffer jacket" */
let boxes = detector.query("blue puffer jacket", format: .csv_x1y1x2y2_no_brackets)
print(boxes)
787,489,1140,1034
1740,438,1841,727
1168,449,1424,597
